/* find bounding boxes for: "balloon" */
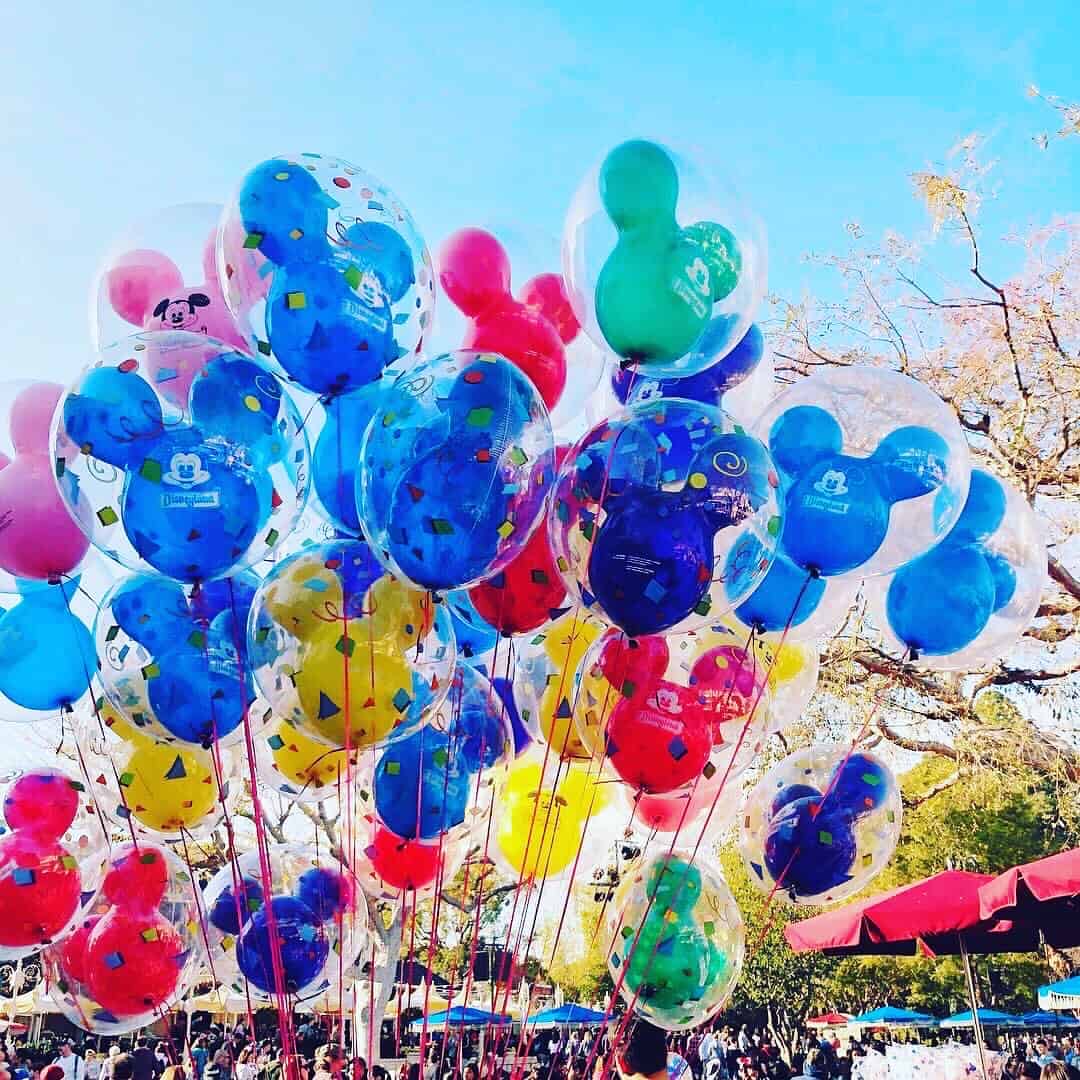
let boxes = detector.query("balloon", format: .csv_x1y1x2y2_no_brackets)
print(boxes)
878,469,1046,669
248,540,455,750
373,664,512,840
439,228,581,410
606,851,744,1030
611,324,765,410
93,203,249,392
44,842,202,1033
352,819,472,901
251,699,351,804
550,399,781,637
574,627,772,797
201,845,367,1002
54,334,310,582
563,138,766,378
0,382,89,583
0,578,96,716
755,367,971,579
219,154,433,396
358,350,555,591
0,770,107,960
513,611,603,760
445,593,500,673
96,570,258,746
739,745,902,905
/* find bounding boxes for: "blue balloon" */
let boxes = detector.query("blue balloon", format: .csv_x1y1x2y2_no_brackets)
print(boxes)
769,783,822,819
492,676,532,757
295,867,348,922
871,426,951,503
985,551,1017,612
732,547,827,632
446,595,499,671
951,469,1008,544
208,875,264,935
768,405,842,480
62,368,164,469
612,323,764,408
313,387,382,534
236,895,329,994
828,753,891,817
764,797,856,898
0,582,96,711
238,157,333,266
110,576,190,654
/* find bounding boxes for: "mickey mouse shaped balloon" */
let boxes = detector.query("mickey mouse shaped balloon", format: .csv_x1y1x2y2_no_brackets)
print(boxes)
46,842,202,1034
438,227,581,410
202,846,366,1002
739,746,902,905
751,366,971,583
0,770,107,960
219,154,433,398
877,469,1045,669
550,399,781,637
96,571,259,746
563,139,765,379
54,333,309,582
607,851,744,1030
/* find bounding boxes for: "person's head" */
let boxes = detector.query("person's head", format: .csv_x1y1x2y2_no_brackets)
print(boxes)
569,1060,587,1080
616,1019,667,1080
1041,1064,1069,1080
58,1045,73,1060
464,1066,479,1080
316,1047,345,1076
111,1057,135,1080
1037,1040,1049,1054
1018,1064,1040,1079
406,1065,420,1080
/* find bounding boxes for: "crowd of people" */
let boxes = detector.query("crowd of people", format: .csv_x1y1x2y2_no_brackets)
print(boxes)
0,1018,1077,1080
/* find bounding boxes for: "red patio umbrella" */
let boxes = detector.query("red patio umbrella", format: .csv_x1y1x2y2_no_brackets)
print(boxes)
806,1012,851,1026
978,846,1080,949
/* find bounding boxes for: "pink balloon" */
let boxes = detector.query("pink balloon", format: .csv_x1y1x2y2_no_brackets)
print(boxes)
0,454,89,580
9,382,63,456
107,250,185,328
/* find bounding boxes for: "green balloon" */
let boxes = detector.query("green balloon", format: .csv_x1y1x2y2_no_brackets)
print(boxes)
595,140,713,365
684,222,742,303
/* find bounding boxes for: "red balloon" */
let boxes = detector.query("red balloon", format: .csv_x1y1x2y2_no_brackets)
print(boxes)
689,644,766,739
85,908,184,1017
369,826,442,891
4,770,80,838
468,448,571,634
520,273,580,344
102,845,168,912
57,914,100,988
595,631,669,693
0,834,81,947
605,681,712,795
438,228,575,410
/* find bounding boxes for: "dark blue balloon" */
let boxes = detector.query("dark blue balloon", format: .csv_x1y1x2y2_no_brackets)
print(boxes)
827,753,891,817
62,368,164,469
236,895,329,994
450,666,512,773
589,488,713,637
313,388,382,534
886,543,996,656
237,157,333,266
732,547,827,631
208,875,264,935
768,406,842,481
147,642,250,743
340,221,416,302
492,676,532,757
0,581,95,711
110,575,191,654
769,783,822,819
764,797,856,898
296,867,348,922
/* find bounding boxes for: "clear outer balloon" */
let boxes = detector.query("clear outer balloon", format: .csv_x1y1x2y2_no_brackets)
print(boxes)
739,745,902,906
53,332,310,582
0,576,97,723
573,627,772,797
248,539,456,752
371,664,513,843
513,610,604,762
0,381,90,587
550,399,782,638
606,850,744,1030
218,153,433,397
44,842,203,1034
754,366,971,580
92,202,249,368
200,845,366,1003
95,570,259,747
74,702,236,839
490,745,616,884
251,697,352,805
0,769,109,961
358,350,556,592
563,137,766,379
873,468,1046,671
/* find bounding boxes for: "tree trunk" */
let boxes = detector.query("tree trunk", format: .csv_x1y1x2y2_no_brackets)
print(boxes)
355,899,403,1065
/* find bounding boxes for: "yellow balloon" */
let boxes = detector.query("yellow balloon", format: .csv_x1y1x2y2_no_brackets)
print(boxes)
366,577,435,648
261,558,344,640
98,701,148,747
536,615,601,761
117,739,219,833
265,718,350,795
292,625,419,749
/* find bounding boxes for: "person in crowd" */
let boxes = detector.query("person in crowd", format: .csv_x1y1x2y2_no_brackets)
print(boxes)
82,1053,100,1080
1017,1063,1040,1079
202,1051,231,1080
110,1058,134,1080
130,1040,159,1080
1042,1064,1071,1080
614,1019,668,1080
313,1047,346,1080
53,1043,84,1080
1035,1040,1057,1068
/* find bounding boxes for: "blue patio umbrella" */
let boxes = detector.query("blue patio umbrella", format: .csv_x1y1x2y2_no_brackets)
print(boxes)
851,1006,937,1025
1039,975,1080,1011
410,1006,512,1029
526,1004,609,1026
940,1008,1021,1027
1019,1010,1080,1028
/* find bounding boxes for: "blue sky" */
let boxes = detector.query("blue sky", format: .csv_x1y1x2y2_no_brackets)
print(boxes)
0,0,1076,385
